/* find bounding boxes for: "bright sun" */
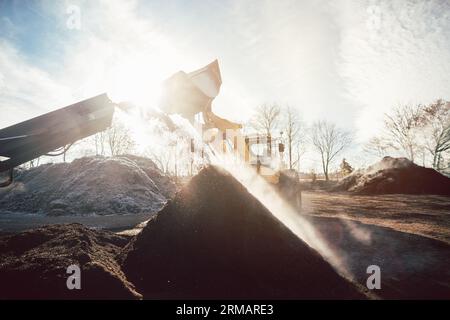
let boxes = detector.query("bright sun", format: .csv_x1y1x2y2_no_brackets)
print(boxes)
107,55,165,109
104,53,173,153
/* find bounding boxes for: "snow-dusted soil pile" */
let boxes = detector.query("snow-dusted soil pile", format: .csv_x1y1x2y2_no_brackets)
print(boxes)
0,155,176,216
333,157,450,195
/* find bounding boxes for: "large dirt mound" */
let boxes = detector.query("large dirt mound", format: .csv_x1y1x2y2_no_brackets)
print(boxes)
0,223,141,299
0,155,176,215
121,166,366,299
333,157,450,195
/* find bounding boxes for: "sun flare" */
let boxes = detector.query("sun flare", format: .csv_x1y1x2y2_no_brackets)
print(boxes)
106,54,166,109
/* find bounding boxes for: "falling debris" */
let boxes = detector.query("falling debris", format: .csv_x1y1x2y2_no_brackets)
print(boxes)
0,223,141,299
0,155,176,216
333,157,450,195
121,166,367,299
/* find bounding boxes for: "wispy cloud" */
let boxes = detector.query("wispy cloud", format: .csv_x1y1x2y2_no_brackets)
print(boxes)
335,0,450,140
0,40,72,127
0,0,449,169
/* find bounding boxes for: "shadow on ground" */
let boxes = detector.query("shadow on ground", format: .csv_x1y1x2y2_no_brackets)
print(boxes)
309,215,450,299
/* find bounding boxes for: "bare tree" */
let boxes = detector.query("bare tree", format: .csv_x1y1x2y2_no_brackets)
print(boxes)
93,131,107,156
147,149,172,174
417,99,450,170
106,122,135,156
292,139,307,173
281,106,307,170
250,103,281,136
363,136,392,158
384,104,422,162
310,121,352,181
145,141,190,177
283,106,302,169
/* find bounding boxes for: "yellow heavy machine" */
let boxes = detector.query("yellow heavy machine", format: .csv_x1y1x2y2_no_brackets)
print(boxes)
0,60,301,208
160,60,302,208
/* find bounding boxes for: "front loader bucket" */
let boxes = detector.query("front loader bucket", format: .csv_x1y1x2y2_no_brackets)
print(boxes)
160,60,222,118
159,60,241,130
0,93,115,174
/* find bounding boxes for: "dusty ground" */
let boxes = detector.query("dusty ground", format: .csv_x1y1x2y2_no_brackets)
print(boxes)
301,191,450,299
0,212,154,234
302,191,450,244
1,174,448,299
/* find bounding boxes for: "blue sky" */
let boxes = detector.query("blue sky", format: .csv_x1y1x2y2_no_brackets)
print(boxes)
1,0,450,169
0,1,67,67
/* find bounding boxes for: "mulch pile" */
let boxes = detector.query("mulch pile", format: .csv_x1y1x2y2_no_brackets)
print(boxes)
0,223,141,299
120,166,366,299
333,157,450,195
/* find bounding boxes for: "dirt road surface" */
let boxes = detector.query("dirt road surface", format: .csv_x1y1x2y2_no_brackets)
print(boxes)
302,191,450,299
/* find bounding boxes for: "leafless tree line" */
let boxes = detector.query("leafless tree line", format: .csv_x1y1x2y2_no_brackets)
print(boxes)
250,103,352,180
364,99,450,172
250,104,305,171
92,120,135,157
310,121,352,181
